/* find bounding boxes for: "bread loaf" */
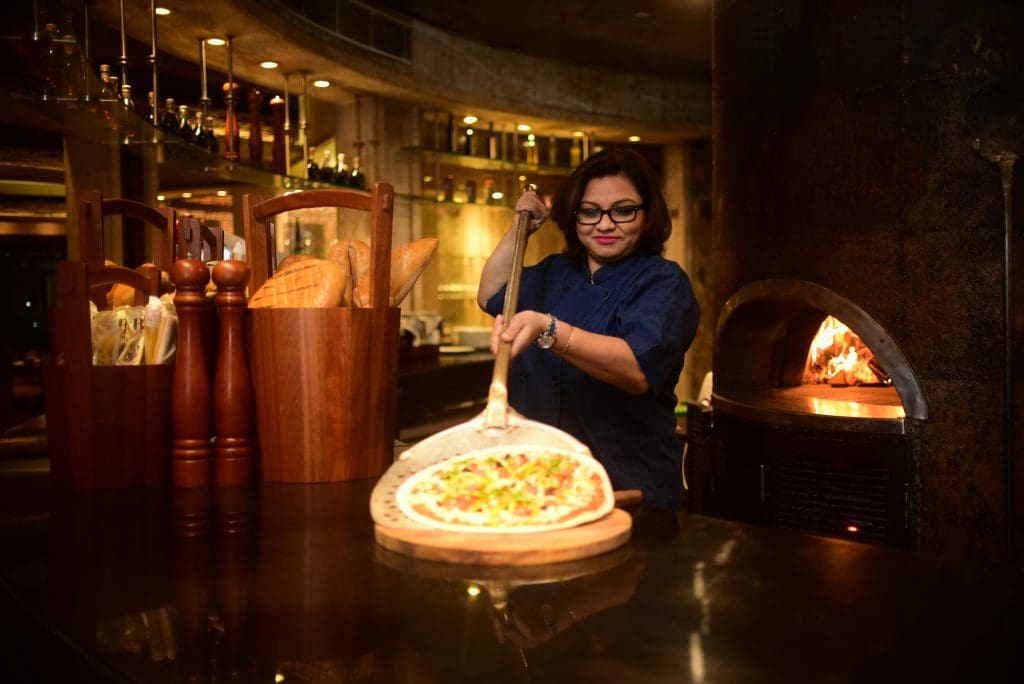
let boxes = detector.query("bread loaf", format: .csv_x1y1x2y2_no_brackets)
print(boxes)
391,237,439,306
325,241,354,306
248,257,346,308
105,262,172,308
348,238,439,308
348,240,372,307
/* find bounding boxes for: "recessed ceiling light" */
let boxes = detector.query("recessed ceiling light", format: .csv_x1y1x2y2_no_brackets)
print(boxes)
260,61,279,69
462,115,478,125
216,190,228,197
154,7,171,16
181,192,193,199
491,191,505,200
313,79,330,88
517,123,531,132
206,38,226,46
572,130,585,138
156,194,165,201
628,135,641,142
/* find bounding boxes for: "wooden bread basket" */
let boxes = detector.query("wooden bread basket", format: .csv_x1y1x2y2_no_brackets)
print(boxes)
244,185,400,482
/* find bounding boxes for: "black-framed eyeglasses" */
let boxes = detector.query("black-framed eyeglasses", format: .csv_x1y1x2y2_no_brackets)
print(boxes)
573,204,645,225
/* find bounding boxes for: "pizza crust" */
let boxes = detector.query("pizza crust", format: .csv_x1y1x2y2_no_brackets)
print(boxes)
396,446,615,534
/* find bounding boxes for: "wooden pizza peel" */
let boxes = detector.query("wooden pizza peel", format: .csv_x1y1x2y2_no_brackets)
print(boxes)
371,189,632,563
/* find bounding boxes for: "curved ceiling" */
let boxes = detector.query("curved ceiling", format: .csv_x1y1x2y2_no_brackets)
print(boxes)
88,0,711,142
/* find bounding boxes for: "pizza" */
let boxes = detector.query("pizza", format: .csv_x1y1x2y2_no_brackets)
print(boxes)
396,446,614,533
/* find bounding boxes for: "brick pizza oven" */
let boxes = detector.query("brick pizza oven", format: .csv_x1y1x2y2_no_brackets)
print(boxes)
707,0,1023,559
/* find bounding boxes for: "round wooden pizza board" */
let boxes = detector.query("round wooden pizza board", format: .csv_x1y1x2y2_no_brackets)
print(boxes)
374,508,632,566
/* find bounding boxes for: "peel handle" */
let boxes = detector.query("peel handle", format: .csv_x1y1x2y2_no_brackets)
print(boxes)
485,187,534,429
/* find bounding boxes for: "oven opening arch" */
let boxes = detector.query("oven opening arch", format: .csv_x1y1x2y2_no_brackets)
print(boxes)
713,279,929,425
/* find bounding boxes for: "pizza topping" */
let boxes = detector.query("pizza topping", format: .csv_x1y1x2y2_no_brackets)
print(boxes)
400,448,609,531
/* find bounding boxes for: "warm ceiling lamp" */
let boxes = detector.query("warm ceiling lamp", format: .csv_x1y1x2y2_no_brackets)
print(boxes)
517,123,531,132
206,38,226,46
628,135,641,142
313,79,330,88
260,61,279,69
154,7,171,16
572,130,585,138
462,115,478,125
180,192,193,199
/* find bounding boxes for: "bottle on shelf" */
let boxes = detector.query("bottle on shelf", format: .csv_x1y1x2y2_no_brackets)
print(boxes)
97,64,116,100
118,84,136,144
483,178,496,205
442,174,454,202
464,126,474,156
58,18,80,100
203,116,218,155
466,179,477,204
177,105,193,140
160,98,179,135
335,152,350,186
40,23,60,101
348,155,366,190
96,64,118,129
319,148,336,183
192,111,206,148
306,147,320,180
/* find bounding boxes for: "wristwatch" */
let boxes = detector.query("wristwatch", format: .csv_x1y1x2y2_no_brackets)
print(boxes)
535,313,558,349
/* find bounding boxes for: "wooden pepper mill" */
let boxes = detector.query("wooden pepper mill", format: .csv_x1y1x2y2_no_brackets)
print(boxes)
170,259,212,487
212,260,253,486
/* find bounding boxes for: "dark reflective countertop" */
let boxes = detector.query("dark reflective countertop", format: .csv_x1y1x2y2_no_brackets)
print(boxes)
0,467,1020,683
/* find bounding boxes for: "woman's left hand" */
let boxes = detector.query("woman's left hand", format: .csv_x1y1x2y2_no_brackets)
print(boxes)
490,312,549,357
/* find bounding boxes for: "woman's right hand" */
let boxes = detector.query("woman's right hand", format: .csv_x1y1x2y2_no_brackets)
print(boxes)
515,190,548,233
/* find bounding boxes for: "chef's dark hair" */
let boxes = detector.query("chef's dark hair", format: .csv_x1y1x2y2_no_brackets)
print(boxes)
550,147,672,264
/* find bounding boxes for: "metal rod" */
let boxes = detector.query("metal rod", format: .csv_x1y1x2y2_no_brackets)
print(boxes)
31,0,40,41
299,72,309,177
82,2,92,102
197,39,209,120
283,73,292,174
148,0,158,136
118,0,128,88
226,36,235,161
1000,158,1016,562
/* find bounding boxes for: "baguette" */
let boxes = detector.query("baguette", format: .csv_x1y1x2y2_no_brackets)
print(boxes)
348,240,373,307
348,238,439,308
390,237,438,306
248,257,346,308
325,240,354,306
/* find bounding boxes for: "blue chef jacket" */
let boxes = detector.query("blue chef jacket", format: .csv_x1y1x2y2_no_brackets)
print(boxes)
486,251,700,509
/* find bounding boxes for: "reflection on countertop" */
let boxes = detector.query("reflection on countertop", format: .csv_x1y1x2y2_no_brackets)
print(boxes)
0,469,1021,683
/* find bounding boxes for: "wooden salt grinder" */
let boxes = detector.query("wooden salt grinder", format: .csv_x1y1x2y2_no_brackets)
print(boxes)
170,259,212,487
212,260,253,486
